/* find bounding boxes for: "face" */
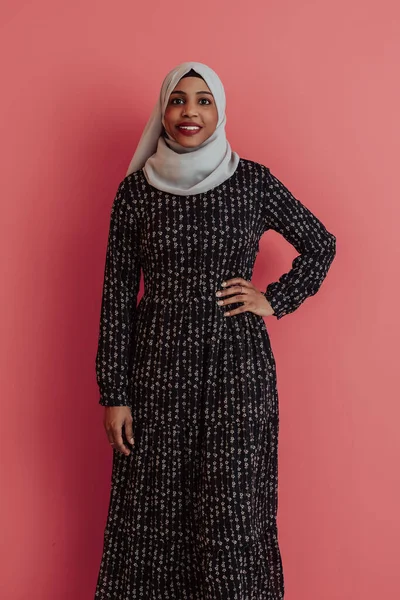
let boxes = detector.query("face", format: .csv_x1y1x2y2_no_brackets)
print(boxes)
163,76,218,148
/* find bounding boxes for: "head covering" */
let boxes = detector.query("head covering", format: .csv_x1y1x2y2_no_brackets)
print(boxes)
125,61,240,196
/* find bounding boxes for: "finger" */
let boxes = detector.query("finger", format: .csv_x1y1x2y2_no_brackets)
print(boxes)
124,417,135,446
217,283,251,298
217,293,248,307
221,286,247,297
112,430,130,455
221,278,251,289
223,305,249,317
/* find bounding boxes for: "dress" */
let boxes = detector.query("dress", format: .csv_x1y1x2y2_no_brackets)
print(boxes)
94,159,336,599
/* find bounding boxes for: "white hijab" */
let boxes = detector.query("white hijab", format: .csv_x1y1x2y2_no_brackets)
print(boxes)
125,61,240,196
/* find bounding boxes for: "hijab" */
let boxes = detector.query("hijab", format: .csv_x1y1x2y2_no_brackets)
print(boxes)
125,61,240,196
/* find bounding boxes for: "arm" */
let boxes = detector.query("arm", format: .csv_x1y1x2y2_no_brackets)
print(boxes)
95,179,141,406
261,167,336,320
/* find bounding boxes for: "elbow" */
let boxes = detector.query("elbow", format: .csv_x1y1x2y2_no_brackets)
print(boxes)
324,230,336,260
322,231,337,273
328,231,336,255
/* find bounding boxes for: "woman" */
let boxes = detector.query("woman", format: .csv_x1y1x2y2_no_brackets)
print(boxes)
94,61,336,599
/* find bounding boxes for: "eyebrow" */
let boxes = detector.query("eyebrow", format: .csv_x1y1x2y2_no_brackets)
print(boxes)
170,90,214,96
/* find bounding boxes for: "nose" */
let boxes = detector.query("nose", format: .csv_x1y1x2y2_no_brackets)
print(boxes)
182,100,199,117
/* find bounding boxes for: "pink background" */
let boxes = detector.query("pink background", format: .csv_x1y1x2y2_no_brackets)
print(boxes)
1,1,399,598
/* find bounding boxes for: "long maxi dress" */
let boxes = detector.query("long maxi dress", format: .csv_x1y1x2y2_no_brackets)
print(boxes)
94,158,336,600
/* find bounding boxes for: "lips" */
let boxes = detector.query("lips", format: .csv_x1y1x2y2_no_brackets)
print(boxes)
176,123,203,136
177,122,202,129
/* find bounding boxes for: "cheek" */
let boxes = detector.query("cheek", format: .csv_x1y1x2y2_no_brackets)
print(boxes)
163,107,176,128
206,104,218,122
205,110,218,131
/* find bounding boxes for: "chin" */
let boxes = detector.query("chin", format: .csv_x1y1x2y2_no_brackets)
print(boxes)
175,132,211,149
179,139,204,148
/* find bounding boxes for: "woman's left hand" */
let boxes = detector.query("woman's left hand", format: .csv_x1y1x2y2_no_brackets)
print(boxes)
215,277,275,318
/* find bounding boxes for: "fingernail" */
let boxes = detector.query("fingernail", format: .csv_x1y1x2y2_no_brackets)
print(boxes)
130,438,134,444
221,281,226,287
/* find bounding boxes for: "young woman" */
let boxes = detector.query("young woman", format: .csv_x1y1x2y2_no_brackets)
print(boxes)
94,61,336,599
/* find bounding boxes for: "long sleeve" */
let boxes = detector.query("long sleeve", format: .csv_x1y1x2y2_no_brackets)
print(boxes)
261,167,336,320
95,179,141,406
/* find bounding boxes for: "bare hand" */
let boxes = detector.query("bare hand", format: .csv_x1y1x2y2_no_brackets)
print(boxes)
215,277,275,318
103,406,134,455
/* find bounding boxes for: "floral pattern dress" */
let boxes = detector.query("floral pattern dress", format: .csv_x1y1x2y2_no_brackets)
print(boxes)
94,158,336,599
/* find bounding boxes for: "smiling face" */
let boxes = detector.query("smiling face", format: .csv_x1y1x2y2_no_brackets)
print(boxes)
163,76,219,148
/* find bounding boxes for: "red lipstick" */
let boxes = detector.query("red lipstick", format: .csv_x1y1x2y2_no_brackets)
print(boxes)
176,122,203,136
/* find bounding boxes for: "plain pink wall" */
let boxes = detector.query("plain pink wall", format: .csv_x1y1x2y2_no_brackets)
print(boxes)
1,1,399,598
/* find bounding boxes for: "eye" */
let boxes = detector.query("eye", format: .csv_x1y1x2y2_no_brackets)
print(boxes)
170,97,212,106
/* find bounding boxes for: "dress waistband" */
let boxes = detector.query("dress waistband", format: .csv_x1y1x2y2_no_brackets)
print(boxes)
141,290,219,303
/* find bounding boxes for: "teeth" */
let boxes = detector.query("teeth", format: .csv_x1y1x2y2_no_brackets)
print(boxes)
179,126,200,130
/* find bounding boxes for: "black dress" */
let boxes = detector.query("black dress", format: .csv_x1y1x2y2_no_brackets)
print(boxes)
94,158,336,599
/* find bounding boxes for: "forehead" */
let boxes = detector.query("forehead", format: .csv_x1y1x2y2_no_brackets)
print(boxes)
171,76,213,94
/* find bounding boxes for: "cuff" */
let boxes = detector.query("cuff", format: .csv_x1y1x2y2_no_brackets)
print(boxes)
263,285,288,320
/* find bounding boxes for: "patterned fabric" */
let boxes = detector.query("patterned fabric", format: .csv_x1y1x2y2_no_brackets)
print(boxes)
94,159,336,599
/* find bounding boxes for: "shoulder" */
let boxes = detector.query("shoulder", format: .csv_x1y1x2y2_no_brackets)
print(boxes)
237,157,271,182
121,169,147,198
238,159,295,197
111,170,147,217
